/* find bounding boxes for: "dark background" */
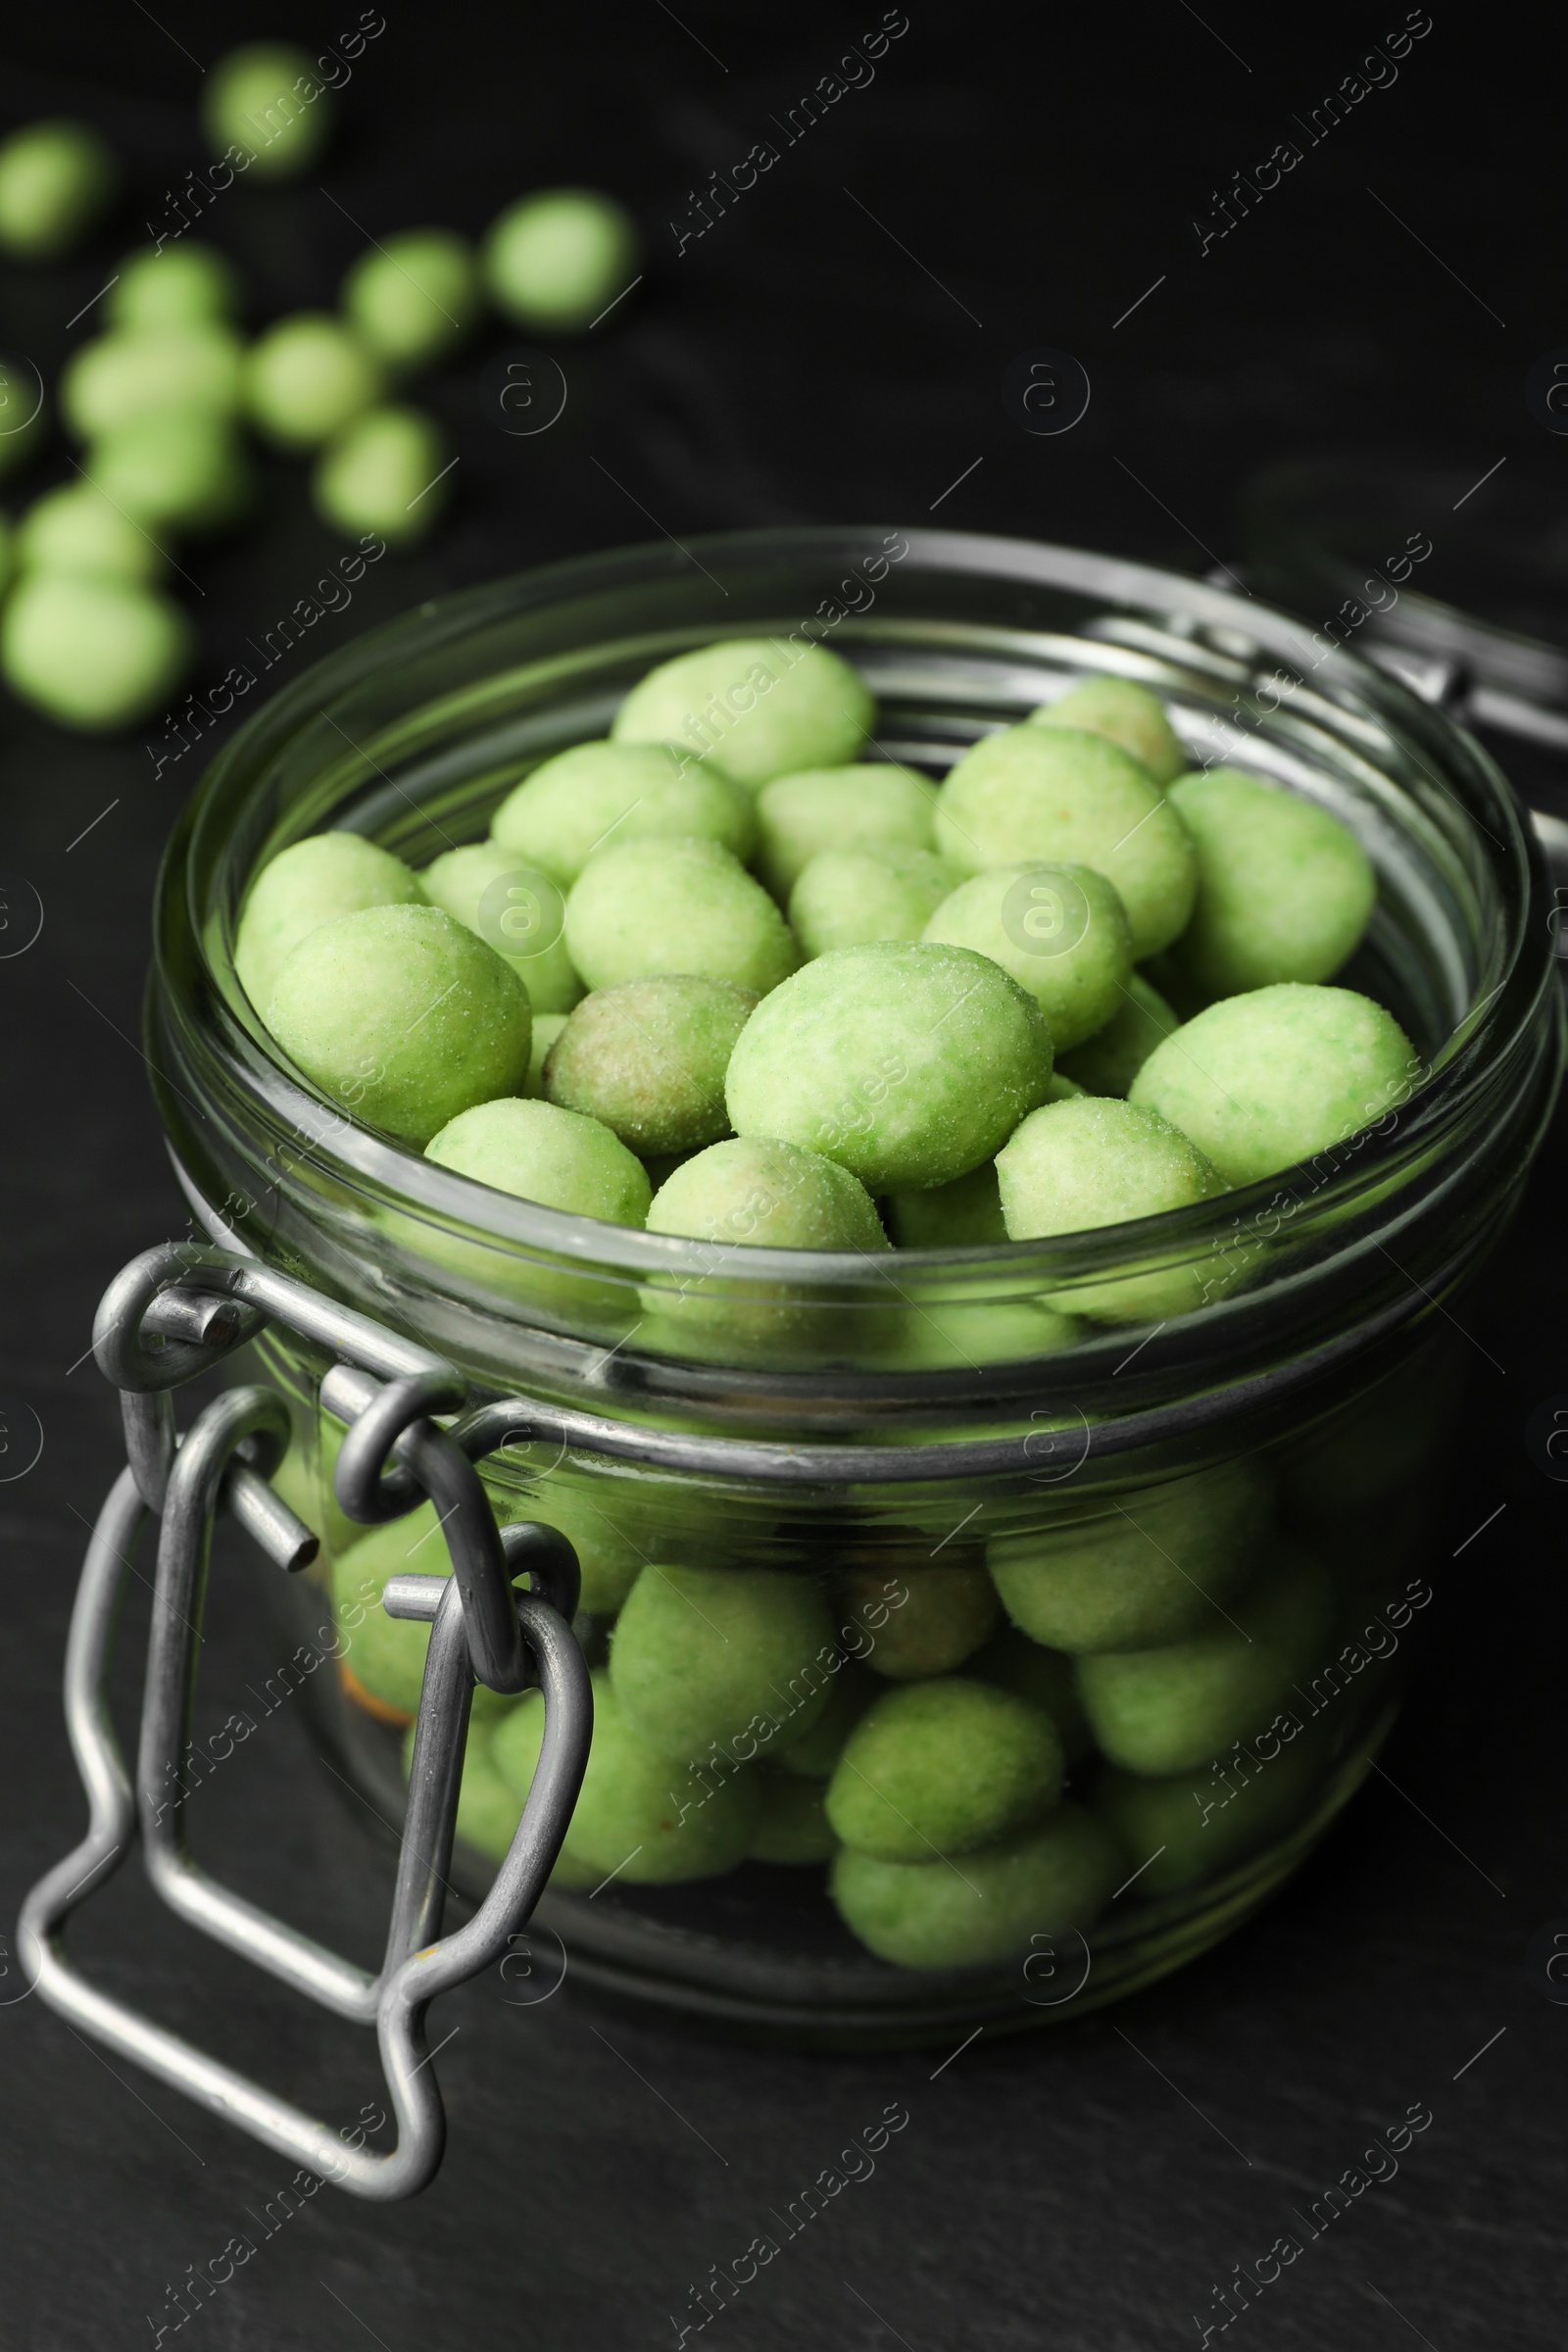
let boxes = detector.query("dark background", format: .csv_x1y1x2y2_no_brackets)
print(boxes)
3,5,1566,2347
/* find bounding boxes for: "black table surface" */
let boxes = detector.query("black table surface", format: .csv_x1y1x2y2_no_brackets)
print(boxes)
4,7,1567,2346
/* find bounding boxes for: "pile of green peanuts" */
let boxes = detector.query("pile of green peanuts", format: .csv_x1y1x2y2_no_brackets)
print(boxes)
248,635,1436,1972
0,62,637,731
310,1355,1434,1973
244,635,1405,1341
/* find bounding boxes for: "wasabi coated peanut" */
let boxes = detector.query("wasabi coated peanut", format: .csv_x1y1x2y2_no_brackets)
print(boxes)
495,1670,760,1882
1031,676,1186,786
426,1099,652,1228
1093,1708,1337,1899
107,242,242,331
15,481,165,584
0,359,48,481
1075,1550,1337,1776
331,1501,515,1723
343,229,481,370
789,845,956,960
776,1661,877,1777
885,1159,1005,1249
996,1096,1228,1323
267,905,531,1147
987,1457,1272,1654
839,1565,999,1680
1130,984,1418,1186
936,725,1198,958
492,740,756,887
749,1771,838,1865
421,841,582,1014
754,763,939,899
235,833,426,1009
0,573,190,731
610,1561,837,1763
482,188,639,332
525,1012,569,1098
89,409,253,533
313,405,448,548
0,119,117,259
612,637,875,790
545,977,757,1155
244,314,383,450
62,325,246,439
726,942,1053,1194
971,1629,1094,1765
923,861,1133,1053
427,1710,597,1884
645,1138,889,1341
1057,973,1178,1097
825,1678,1064,1861
831,1801,1123,1970
564,836,799,997
1165,767,1377,997
200,43,334,180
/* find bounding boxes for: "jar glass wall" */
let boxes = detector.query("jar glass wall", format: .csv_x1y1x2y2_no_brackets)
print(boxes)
147,529,1561,2044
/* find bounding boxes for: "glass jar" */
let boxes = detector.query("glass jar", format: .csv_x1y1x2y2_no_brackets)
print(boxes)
145,526,1561,2047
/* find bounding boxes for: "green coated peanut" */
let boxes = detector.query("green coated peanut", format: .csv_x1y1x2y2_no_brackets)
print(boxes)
838,1564,1000,1680
612,637,874,789
995,1095,1228,1322
936,724,1198,957
725,942,1053,1194
491,740,756,885
830,1801,1124,1969
313,405,448,547
235,833,426,1011
922,861,1134,1052
789,844,957,959
342,228,481,369
1166,766,1377,998
1075,1549,1337,1776
754,762,939,898
265,904,531,1147
1030,675,1187,785
425,1099,653,1227
987,1457,1273,1653
824,1677,1065,1860
244,314,383,450
610,1562,836,1764
200,44,334,180
544,976,757,1155
420,840,582,1014
493,1673,760,1884
62,325,246,439
106,242,243,331
1130,984,1418,1185
0,119,117,259
564,835,798,996
482,189,639,333
0,572,191,731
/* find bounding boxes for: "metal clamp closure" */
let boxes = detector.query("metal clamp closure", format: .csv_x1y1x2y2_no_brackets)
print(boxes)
20,1243,592,2200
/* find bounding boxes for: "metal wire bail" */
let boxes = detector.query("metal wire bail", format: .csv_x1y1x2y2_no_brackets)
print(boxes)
18,1246,593,2200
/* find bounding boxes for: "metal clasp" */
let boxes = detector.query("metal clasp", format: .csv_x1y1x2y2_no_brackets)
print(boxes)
17,1243,592,2201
